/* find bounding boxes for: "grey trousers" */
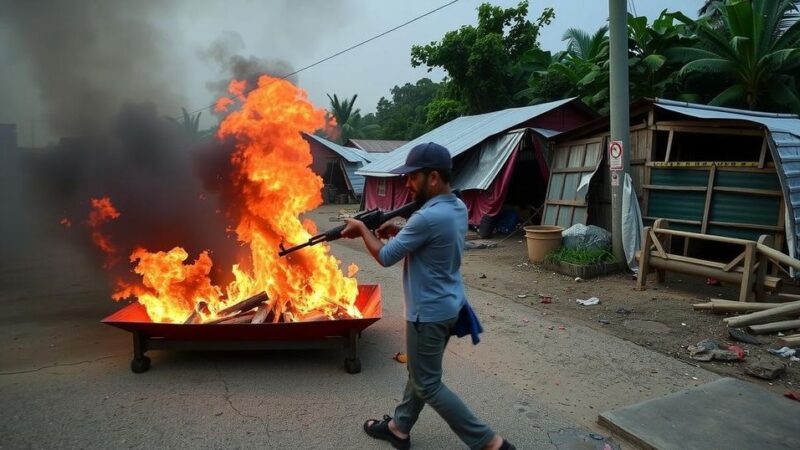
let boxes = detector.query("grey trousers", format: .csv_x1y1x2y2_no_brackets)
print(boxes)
393,317,494,450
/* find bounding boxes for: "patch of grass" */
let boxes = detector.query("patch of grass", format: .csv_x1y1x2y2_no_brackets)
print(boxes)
545,246,615,266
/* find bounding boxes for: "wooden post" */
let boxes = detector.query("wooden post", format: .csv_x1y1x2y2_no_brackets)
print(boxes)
754,235,772,302
700,166,716,234
738,242,757,302
653,219,670,283
664,130,674,162
637,226,653,290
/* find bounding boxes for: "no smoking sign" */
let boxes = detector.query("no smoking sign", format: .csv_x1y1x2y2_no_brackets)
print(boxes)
609,140,623,171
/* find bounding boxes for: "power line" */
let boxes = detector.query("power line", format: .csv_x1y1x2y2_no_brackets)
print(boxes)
176,0,461,120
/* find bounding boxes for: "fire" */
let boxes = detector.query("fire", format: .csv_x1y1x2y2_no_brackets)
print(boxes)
87,197,120,267
112,75,360,323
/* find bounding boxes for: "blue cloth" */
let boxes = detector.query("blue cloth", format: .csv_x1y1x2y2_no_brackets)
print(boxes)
452,302,483,345
378,193,467,322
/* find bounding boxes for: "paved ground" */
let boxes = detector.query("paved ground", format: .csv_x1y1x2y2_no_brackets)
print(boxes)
0,205,720,449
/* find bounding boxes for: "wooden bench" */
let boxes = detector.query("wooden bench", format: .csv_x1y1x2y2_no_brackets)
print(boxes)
636,219,783,302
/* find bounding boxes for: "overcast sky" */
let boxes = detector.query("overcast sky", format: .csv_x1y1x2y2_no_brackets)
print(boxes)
0,0,704,146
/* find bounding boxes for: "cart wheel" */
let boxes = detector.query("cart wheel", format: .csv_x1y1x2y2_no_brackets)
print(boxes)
131,356,151,373
344,357,361,374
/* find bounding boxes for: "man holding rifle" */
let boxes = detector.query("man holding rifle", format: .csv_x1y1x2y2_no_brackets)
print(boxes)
341,142,514,450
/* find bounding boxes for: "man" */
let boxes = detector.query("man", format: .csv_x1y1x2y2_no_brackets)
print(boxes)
340,142,514,450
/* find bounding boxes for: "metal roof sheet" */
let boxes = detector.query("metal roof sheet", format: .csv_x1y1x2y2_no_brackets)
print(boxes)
356,98,577,176
302,133,372,164
346,139,408,153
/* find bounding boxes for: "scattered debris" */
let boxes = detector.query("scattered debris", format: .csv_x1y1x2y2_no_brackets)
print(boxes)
393,352,407,364
522,318,529,324
768,347,797,358
598,317,610,325
465,240,497,250
681,323,687,326
745,360,786,380
539,295,552,304
517,294,528,298
706,277,720,286
574,277,584,283
616,307,632,315
479,273,487,279
687,339,744,362
784,391,800,402
558,325,566,330
576,297,600,306
728,327,763,345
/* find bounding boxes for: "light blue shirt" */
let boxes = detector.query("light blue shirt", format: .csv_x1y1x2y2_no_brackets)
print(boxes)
378,193,467,322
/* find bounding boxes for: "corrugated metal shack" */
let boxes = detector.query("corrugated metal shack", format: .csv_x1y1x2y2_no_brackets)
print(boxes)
345,139,407,153
544,98,800,260
301,133,378,203
356,98,596,224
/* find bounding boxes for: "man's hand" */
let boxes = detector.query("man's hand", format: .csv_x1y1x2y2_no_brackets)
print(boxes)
341,218,366,239
376,221,401,239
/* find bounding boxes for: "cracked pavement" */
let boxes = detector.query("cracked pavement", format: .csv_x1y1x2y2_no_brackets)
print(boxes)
0,205,717,448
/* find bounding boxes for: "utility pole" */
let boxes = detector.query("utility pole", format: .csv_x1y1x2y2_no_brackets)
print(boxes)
609,0,630,262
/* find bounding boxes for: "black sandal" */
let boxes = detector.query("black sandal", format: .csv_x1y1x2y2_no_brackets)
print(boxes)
499,438,516,450
363,415,410,450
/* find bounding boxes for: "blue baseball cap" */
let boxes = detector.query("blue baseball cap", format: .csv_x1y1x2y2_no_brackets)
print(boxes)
389,142,452,175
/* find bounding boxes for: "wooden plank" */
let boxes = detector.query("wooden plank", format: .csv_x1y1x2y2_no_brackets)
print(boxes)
713,186,782,197
649,229,667,259
642,216,701,226
556,137,605,147
643,184,708,192
653,227,753,246
739,242,757,302
547,199,587,207
722,251,746,272
758,137,768,169
647,161,774,170
754,235,772,301
701,166,716,234
655,120,760,128
665,130,674,162
637,226,653,290
722,301,800,327
550,166,598,174
708,221,784,231
656,124,764,136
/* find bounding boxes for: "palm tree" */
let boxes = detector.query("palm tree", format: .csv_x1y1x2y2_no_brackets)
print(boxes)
169,108,203,137
672,0,800,112
325,94,379,143
562,25,608,61
327,94,358,130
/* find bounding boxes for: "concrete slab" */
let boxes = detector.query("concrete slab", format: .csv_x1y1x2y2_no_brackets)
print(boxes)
599,377,800,450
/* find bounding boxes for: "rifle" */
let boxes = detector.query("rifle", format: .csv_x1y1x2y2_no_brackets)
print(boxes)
278,190,461,257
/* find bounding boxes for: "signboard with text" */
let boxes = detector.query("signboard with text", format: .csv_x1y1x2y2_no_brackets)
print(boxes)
609,140,623,171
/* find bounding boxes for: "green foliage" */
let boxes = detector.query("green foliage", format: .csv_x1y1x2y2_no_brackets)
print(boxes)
325,93,380,143
669,0,800,113
375,78,442,140
627,10,696,101
410,1,555,115
545,246,615,265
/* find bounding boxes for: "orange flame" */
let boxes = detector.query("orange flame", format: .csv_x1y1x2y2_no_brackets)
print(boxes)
113,76,360,323
87,197,120,266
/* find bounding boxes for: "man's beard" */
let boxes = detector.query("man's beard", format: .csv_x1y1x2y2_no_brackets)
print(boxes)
413,184,430,207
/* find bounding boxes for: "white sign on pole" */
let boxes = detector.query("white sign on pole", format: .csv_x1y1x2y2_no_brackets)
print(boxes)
609,140,623,171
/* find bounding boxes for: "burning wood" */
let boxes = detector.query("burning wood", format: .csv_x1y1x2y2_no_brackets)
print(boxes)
217,292,269,316
250,305,272,324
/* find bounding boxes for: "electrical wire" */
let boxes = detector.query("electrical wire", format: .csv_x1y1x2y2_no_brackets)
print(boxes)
174,0,460,120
